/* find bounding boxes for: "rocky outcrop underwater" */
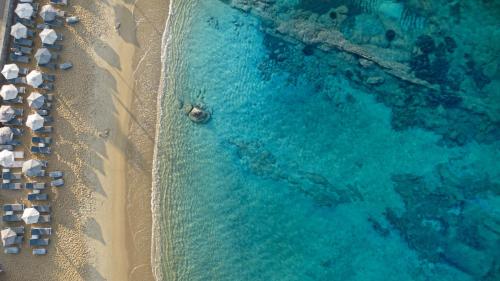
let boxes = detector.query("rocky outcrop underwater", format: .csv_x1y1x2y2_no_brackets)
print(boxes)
227,0,500,147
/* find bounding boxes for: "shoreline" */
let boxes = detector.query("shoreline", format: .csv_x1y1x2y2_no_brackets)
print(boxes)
0,0,168,280
151,0,175,279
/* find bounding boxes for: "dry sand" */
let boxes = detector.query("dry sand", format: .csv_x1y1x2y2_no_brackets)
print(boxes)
0,0,168,280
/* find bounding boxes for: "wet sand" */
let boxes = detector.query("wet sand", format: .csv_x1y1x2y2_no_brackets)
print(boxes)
0,0,168,280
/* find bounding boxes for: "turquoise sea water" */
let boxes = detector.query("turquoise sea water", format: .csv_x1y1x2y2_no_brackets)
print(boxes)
153,1,500,280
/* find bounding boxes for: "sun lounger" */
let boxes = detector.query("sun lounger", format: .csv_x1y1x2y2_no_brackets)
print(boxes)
30,238,49,246
59,62,73,70
42,43,63,51
33,248,47,255
32,137,52,145
0,145,13,151
36,109,50,116
12,236,24,245
31,227,51,236
2,214,22,222
34,126,53,134
26,169,46,177
11,45,32,55
31,146,51,155
13,108,24,116
3,96,23,104
10,226,25,235
43,116,54,123
4,118,23,126
39,83,54,91
16,17,34,27
13,151,23,159
39,19,63,28
50,179,64,187
1,172,22,180
44,94,54,102
33,206,50,213
24,182,46,189
51,0,68,5
9,128,23,136
66,16,80,24
49,171,62,178
39,63,57,70
42,74,56,82
5,139,22,146
4,247,19,254
11,161,23,168
9,53,30,63
13,38,33,47
3,204,24,212
19,67,30,75
7,77,26,84
1,183,22,190
28,193,48,201
37,215,51,223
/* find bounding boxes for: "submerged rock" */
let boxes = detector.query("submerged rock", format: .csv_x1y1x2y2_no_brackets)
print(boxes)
416,35,436,54
188,106,211,123
366,76,385,85
385,29,396,41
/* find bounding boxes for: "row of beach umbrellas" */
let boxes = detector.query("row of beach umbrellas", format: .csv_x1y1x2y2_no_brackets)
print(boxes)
11,22,58,45
1,207,41,242
1,208,40,243
1,65,45,88
0,2,59,245
0,85,45,106
0,152,44,175
15,3,58,22
0,106,45,129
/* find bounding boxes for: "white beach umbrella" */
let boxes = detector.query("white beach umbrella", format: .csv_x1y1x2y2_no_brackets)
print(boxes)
39,28,57,45
34,48,52,65
27,70,43,88
40,5,57,22
0,150,15,167
26,113,44,131
22,208,40,224
0,85,18,100
1,228,17,246
22,159,43,177
1,64,19,80
10,23,28,39
0,106,15,123
27,92,45,109
0,127,14,144
15,3,34,19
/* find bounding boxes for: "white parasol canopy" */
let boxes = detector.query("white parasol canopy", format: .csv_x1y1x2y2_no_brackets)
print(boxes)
26,112,44,131
22,159,44,177
15,3,34,19
0,150,15,167
39,28,57,44
1,64,19,80
27,92,45,109
0,85,18,100
0,127,14,144
22,208,40,224
10,23,28,39
0,105,15,123
27,70,43,88
1,228,17,246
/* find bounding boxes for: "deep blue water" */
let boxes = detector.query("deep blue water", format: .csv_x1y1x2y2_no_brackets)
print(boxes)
153,1,500,280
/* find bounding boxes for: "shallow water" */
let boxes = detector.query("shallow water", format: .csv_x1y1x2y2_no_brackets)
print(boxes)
153,1,500,280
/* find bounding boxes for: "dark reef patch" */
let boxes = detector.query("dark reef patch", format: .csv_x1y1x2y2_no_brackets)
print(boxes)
386,168,500,279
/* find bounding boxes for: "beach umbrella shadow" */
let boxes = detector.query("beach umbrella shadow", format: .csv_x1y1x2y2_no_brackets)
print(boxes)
84,217,106,245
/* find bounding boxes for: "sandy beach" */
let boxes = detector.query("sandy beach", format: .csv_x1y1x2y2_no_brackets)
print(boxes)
0,0,168,280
